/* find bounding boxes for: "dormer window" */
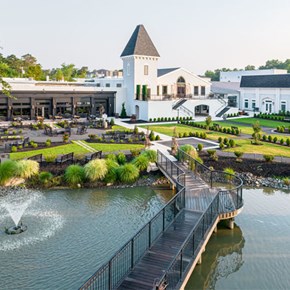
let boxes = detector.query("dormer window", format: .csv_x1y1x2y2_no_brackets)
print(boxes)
144,65,149,75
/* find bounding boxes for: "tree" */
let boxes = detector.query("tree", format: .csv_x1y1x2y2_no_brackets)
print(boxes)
205,115,212,130
252,121,262,144
245,65,255,70
120,102,127,118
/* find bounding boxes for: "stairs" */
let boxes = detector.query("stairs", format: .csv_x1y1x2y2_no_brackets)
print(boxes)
172,99,187,110
216,106,231,117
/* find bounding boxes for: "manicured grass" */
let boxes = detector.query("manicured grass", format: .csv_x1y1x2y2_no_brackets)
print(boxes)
110,125,132,131
10,143,90,160
229,117,290,128
225,139,290,157
195,120,256,135
141,124,238,141
83,142,144,152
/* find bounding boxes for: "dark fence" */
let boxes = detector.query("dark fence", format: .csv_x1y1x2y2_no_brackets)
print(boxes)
177,148,243,213
79,151,186,290
156,194,220,290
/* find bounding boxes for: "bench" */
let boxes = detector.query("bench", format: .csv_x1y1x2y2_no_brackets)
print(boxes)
284,118,290,122
85,151,102,162
27,154,44,164
55,152,74,164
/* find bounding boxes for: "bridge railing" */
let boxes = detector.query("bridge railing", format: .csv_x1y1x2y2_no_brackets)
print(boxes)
156,193,220,290
79,150,185,290
177,148,243,212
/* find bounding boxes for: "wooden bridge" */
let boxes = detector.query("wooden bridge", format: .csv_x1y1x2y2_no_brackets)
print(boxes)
80,149,243,290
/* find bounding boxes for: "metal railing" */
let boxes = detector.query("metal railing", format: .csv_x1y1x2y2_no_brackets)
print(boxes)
156,194,220,290
79,151,186,290
177,148,243,213
155,149,243,289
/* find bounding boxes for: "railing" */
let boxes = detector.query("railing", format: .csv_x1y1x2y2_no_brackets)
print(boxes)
179,104,194,117
80,151,186,290
156,194,220,290
177,148,243,213
155,149,243,289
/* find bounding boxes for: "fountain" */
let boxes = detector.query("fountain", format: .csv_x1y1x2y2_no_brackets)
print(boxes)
0,187,39,235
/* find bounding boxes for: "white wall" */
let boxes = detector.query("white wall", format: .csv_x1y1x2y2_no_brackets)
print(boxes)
157,68,211,97
240,88,290,113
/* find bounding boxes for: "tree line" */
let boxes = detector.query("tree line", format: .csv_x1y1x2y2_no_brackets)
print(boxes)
205,59,290,81
0,53,89,81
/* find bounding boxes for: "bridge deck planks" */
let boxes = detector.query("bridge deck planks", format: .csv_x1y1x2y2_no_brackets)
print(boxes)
117,161,213,290
117,210,202,290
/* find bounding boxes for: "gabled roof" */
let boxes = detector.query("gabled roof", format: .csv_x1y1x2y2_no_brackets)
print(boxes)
241,74,290,88
157,68,180,77
211,82,240,94
121,25,160,57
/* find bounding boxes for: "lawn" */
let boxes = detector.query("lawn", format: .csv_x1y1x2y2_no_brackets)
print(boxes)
141,124,239,141
195,120,256,135
229,117,290,128
225,139,290,158
10,143,90,160
83,142,144,152
10,142,144,160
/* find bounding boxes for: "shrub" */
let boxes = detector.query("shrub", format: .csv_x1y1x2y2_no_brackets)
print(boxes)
262,135,267,141
63,133,70,143
31,142,38,148
130,148,142,157
179,144,198,158
0,160,18,185
132,154,149,171
219,142,225,150
149,130,155,141
110,118,115,126
120,102,127,118
229,139,235,147
283,178,290,187
104,159,119,184
183,132,188,138
273,136,278,143
234,151,244,162
11,146,17,152
155,135,161,141
218,137,222,143
88,134,97,140
223,138,228,145
197,143,203,151
16,160,39,179
105,153,117,162
286,138,290,146
39,171,53,185
117,163,139,183
84,159,108,181
268,135,272,142
142,149,157,162
116,152,126,165
207,149,218,161
263,155,274,162
280,139,284,145
64,165,86,188
224,167,235,181
45,154,56,163
45,139,52,147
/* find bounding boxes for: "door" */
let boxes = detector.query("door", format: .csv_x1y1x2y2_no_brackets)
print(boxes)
265,101,272,113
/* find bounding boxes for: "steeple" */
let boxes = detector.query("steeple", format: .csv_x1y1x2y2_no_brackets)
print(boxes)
121,24,160,57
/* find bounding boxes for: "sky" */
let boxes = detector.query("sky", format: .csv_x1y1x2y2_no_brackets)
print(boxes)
1,0,290,74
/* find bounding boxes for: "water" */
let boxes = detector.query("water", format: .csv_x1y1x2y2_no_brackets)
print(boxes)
0,187,173,290
185,187,290,290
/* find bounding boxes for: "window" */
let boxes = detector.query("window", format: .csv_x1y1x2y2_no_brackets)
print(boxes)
252,100,256,109
105,83,110,87
96,83,101,87
281,101,286,112
244,99,249,109
157,86,160,96
201,86,206,96
162,86,168,95
144,65,149,75
116,83,122,88
194,86,199,96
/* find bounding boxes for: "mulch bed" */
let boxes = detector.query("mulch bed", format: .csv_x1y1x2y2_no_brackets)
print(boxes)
199,152,289,178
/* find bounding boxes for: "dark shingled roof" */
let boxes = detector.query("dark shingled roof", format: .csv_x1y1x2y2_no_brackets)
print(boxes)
121,25,160,57
241,74,290,88
157,68,180,77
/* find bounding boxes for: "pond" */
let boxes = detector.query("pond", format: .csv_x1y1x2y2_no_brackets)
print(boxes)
0,187,173,290
185,187,290,290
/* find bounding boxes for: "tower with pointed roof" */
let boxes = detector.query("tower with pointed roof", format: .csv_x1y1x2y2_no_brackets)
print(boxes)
121,24,160,116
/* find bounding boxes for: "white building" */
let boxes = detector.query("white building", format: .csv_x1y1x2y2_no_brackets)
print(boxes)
220,69,287,82
240,74,290,114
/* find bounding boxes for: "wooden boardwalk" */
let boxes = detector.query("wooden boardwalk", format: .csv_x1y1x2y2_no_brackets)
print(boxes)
117,162,212,290
117,210,202,290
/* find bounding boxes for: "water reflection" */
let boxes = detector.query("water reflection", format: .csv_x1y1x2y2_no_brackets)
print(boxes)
186,223,245,290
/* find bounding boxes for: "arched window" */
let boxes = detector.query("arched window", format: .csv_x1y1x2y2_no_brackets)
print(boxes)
177,76,185,83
